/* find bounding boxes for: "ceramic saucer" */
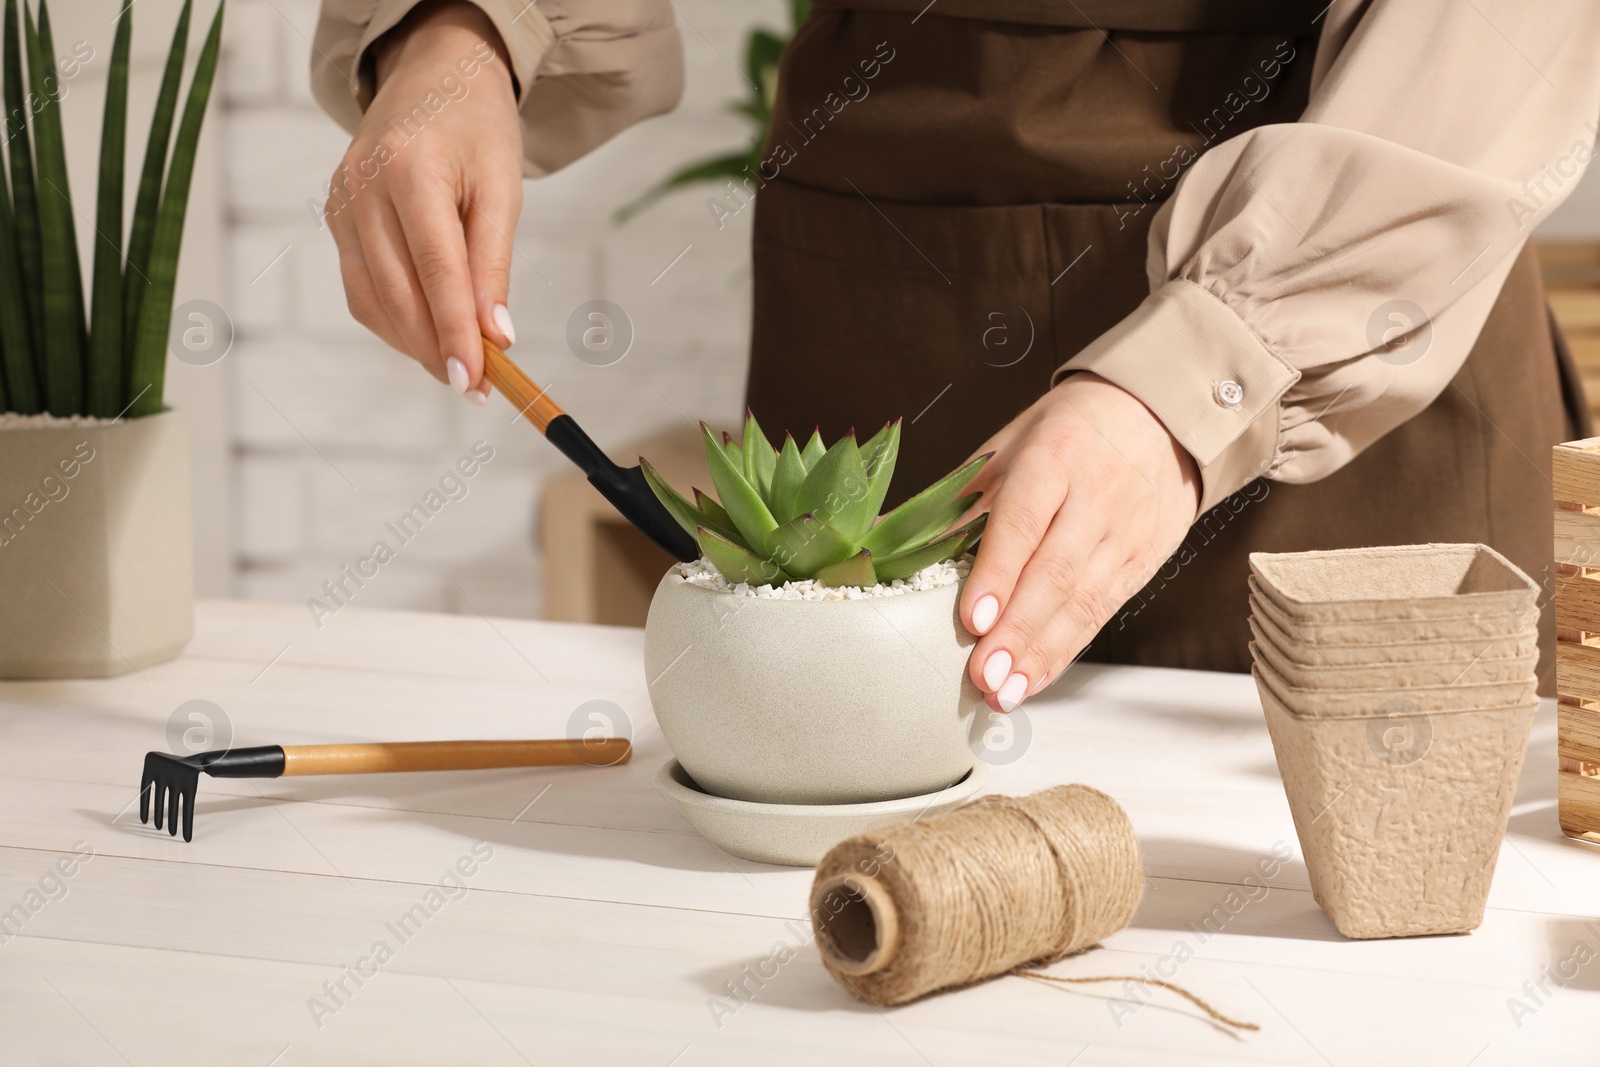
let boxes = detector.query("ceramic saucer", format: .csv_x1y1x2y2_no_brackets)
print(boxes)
654,758,988,867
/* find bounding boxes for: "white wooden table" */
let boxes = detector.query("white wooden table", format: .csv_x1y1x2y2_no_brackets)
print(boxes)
2,600,1595,1066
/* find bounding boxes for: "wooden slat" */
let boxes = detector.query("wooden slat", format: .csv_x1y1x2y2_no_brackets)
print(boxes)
1557,697,1600,766
1554,509,1600,565
1547,289,1600,331
1537,238,1600,283
1555,572,1600,628
1558,770,1600,840
1556,639,1600,704
1552,438,1600,502
1567,332,1600,371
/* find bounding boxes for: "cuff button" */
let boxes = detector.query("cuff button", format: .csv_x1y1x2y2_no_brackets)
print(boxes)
1214,379,1244,408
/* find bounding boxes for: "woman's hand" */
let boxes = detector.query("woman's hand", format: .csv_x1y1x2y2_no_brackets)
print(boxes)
961,373,1201,711
325,0,523,402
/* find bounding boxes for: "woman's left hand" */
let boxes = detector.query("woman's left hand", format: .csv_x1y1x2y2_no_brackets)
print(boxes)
960,372,1201,711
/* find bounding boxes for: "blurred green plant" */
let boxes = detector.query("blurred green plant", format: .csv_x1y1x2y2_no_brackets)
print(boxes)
615,0,808,224
0,0,224,419
643,412,989,588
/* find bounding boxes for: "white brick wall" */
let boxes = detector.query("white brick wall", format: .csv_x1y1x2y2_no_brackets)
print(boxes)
221,0,785,621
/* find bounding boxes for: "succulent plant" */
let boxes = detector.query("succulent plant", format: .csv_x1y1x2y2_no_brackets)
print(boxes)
642,413,989,588
0,0,224,419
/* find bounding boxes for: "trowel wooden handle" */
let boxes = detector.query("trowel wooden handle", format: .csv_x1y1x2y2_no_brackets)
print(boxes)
482,338,565,432
280,739,630,775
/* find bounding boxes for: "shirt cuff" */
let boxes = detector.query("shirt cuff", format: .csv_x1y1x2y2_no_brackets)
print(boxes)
1052,279,1300,514
353,0,556,109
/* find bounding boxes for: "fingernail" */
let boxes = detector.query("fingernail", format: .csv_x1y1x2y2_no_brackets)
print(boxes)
467,387,488,407
493,304,516,346
971,594,999,635
997,672,1028,712
446,357,470,395
982,649,1012,692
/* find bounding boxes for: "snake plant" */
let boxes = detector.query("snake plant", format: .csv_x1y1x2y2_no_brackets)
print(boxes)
643,413,989,588
0,0,223,419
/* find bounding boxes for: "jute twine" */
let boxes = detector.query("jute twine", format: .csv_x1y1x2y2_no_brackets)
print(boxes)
809,784,1258,1032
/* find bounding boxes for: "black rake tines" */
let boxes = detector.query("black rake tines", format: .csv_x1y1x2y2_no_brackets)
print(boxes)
140,751,201,841
138,746,286,841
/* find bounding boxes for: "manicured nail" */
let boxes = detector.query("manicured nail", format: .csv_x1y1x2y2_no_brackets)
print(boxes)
971,594,999,635
467,387,488,407
982,649,1012,692
446,357,470,394
493,304,516,345
997,672,1028,712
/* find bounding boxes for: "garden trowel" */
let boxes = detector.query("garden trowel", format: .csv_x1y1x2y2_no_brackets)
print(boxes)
480,338,698,562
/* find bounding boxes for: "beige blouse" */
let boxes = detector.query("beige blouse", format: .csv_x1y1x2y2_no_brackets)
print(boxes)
313,0,1600,513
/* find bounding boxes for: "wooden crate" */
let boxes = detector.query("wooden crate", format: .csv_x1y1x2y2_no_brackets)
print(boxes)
1540,240,1600,422
1553,437,1600,842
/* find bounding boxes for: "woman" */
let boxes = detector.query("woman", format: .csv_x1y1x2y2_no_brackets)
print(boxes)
313,0,1600,708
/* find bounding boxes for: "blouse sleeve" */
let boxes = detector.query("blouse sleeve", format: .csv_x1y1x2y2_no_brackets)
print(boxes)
311,0,684,178
1054,0,1600,513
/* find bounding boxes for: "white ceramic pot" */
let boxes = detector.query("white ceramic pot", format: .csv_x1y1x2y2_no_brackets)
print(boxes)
643,568,982,805
0,410,194,678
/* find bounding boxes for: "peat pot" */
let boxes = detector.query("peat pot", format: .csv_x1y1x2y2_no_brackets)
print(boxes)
643,568,983,805
0,410,194,678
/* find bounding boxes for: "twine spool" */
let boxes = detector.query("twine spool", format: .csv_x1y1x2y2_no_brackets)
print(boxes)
811,785,1142,1005
809,784,1259,1031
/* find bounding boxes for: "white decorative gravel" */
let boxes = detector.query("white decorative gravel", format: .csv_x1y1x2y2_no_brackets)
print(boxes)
674,557,969,599
0,412,115,429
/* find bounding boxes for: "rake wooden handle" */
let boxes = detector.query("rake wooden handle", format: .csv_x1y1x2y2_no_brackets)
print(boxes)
279,739,630,775
481,338,565,432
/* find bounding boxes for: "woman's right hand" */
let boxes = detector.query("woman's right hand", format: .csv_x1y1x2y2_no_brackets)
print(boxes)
324,0,524,403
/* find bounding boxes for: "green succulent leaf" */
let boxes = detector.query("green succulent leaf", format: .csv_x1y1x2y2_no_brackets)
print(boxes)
860,453,990,557
86,5,132,417
27,2,85,415
799,428,826,471
127,0,224,418
793,431,877,542
0,105,38,411
768,434,806,523
698,526,789,586
814,549,876,589
123,0,191,372
642,459,738,542
692,488,736,535
873,515,987,582
4,0,44,371
866,491,978,558
721,430,742,470
858,418,900,530
702,422,778,545
764,514,856,575
741,410,776,497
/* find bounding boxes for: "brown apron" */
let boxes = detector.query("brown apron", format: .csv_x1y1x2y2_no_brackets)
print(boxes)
745,1,1589,689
